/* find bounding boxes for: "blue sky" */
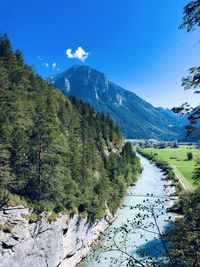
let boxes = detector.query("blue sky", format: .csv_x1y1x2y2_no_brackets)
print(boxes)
0,0,199,107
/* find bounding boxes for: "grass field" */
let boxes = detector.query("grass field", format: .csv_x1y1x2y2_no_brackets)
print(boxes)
141,145,200,188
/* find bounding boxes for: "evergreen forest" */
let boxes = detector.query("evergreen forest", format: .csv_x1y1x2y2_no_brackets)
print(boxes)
0,34,141,221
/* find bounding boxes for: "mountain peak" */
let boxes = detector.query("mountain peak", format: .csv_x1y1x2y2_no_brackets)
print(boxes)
48,66,184,140
68,64,101,71
66,65,106,80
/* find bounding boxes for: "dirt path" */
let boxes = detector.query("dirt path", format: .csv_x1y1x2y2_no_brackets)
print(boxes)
171,164,193,192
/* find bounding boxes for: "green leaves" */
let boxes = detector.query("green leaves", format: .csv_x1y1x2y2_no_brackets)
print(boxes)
165,188,200,266
173,1,200,136
180,0,200,32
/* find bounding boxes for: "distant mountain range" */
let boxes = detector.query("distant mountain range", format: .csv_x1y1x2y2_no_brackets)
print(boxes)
48,65,185,140
158,107,200,142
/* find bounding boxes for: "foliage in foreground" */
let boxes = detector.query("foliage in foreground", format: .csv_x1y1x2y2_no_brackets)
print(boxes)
0,34,141,221
166,4,200,262
172,0,200,136
164,188,200,267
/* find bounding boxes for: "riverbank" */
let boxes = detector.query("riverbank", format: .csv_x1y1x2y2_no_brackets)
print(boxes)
82,154,177,267
137,148,184,193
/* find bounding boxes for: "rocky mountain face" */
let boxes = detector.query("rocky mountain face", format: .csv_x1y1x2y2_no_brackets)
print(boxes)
0,206,111,267
49,65,184,140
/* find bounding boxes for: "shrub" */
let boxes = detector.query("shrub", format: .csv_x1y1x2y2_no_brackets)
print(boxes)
48,212,58,223
21,213,40,223
0,224,13,233
7,193,27,207
187,152,193,160
0,189,9,206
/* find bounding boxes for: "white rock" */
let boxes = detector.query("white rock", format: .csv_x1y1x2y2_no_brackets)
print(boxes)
0,207,110,267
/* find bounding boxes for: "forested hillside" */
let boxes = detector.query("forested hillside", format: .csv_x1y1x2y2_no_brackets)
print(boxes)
0,34,141,221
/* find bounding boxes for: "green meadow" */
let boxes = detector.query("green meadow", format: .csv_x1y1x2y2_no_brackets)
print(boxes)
141,145,200,188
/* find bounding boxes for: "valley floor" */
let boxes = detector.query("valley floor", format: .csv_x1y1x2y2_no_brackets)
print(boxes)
141,145,200,189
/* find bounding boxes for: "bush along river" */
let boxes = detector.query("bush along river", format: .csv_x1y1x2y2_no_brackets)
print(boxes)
81,154,177,267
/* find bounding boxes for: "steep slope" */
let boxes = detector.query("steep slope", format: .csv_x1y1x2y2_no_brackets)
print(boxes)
0,34,141,220
49,65,183,140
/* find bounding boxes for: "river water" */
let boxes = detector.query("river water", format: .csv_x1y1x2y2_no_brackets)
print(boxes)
82,154,176,267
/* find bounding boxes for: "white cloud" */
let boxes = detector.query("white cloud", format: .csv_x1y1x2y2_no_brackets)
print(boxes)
38,56,60,71
52,62,57,69
66,49,74,58
66,47,89,62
